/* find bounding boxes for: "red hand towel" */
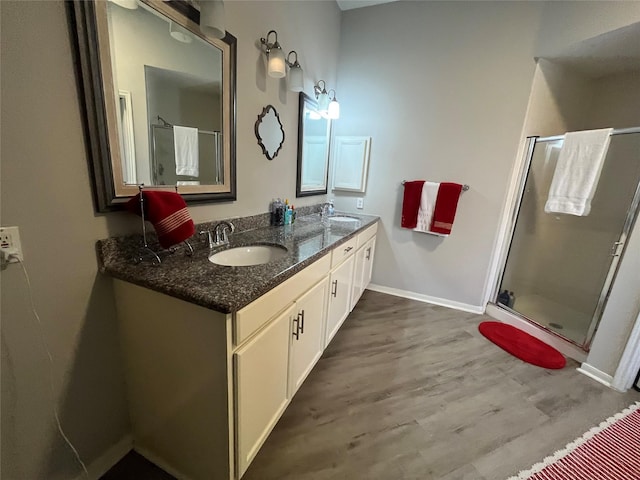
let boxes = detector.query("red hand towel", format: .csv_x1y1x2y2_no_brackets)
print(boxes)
401,180,425,228
430,183,463,234
126,191,195,249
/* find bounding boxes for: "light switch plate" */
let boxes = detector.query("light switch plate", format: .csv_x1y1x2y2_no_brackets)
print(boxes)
356,198,364,209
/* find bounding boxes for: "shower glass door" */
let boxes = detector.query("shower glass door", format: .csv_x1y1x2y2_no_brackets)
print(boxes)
498,132,640,348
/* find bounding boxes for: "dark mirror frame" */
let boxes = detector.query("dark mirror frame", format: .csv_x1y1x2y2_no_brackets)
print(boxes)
67,0,237,212
296,93,330,197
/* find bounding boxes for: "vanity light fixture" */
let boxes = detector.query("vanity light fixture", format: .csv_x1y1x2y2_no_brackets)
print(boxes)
328,89,340,120
286,51,304,92
314,80,340,119
260,30,286,78
199,0,226,40
169,21,193,44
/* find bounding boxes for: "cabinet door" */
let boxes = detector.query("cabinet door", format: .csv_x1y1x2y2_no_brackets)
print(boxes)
235,305,293,478
289,278,328,397
325,255,355,347
351,236,376,311
362,236,376,289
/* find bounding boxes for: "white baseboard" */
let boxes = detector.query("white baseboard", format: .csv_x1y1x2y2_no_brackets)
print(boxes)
577,362,614,389
367,284,485,314
73,434,132,480
134,444,193,480
485,303,588,363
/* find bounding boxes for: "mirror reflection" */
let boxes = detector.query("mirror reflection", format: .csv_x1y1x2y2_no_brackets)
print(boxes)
296,93,331,197
255,105,285,160
107,1,223,186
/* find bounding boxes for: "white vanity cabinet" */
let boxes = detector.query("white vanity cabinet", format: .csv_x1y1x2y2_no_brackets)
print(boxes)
111,220,378,480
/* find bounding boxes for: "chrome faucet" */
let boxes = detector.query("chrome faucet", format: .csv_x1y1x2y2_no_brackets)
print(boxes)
200,221,235,248
213,221,235,246
320,202,332,218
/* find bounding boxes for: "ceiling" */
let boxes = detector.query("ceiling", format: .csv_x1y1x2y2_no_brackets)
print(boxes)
548,21,640,78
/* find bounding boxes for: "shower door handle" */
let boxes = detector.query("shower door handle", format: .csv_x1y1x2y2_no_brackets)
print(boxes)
610,241,624,257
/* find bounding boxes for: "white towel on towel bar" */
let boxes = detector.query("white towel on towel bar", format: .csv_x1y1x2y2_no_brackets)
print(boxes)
544,128,613,216
414,182,444,235
174,126,199,177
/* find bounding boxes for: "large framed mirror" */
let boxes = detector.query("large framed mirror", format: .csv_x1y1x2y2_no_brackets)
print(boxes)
68,0,237,212
296,93,331,197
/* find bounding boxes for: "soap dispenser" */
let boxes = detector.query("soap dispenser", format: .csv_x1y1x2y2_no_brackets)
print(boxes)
328,199,335,216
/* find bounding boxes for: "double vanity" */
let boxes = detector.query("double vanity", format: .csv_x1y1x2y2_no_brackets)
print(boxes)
98,211,378,479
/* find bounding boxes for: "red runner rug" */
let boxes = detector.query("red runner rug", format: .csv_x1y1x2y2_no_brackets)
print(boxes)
508,402,640,479
478,321,566,369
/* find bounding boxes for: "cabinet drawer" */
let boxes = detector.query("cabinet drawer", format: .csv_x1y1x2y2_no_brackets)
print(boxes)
356,222,378,248
331,236,357,269
234,253,331,346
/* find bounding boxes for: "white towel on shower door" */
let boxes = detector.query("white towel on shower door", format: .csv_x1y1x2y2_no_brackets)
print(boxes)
174,125,199,177
544,128,613,216
414,181,444,235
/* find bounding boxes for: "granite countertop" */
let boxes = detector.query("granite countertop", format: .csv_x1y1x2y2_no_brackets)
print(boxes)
97,212,379,314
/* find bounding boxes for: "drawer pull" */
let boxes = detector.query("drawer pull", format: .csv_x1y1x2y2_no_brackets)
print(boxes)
298,310,305,334
366,247,371,260
292,316,300,340
344,246,353,253
331,279,338,297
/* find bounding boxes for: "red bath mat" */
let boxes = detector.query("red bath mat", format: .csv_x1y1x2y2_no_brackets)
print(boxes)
478,321,566,369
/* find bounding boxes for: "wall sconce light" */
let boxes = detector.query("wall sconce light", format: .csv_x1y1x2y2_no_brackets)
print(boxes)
314,80,339,119
286,51,304,92
199,0,226,40
260,30,286,78
314,80,330,114
328,89,340,120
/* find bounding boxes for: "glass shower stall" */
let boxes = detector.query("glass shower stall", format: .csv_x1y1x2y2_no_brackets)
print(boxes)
495,128,640,350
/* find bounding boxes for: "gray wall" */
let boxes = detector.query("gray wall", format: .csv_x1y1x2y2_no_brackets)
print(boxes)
0,1,340,478
333,1,545,308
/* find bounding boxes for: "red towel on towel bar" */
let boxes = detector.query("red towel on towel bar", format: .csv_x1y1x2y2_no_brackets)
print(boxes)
401,180,425,228
430,183,463,234
126,191,195,248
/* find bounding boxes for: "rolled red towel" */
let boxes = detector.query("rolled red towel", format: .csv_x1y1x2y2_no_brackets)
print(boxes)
126,191,195,249
430,182,463,234
401,180,425,229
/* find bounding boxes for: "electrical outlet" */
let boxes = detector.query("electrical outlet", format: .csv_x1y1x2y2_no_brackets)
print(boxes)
356,198,364,209
0,226,23,263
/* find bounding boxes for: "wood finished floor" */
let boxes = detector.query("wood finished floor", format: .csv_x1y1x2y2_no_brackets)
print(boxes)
104,290,639,479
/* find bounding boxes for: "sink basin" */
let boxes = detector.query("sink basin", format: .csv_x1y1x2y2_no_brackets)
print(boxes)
209,245,287,267
328,216,360,223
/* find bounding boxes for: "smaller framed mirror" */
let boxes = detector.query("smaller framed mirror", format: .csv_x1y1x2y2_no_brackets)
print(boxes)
296,93,331,197
255,105,284,160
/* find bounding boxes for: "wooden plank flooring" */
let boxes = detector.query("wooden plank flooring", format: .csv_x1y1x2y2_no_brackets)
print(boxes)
242,290,638,480
103,290,638,479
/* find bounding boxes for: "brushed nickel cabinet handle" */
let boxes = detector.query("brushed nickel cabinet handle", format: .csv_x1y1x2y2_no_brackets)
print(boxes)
366,247,371,260
344,246,353,253
331,279,338,297
298,310,305,334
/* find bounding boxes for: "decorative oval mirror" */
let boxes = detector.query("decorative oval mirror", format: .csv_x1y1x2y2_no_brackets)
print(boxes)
255,105,285,160
296,93,331,197
68,0,237,212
